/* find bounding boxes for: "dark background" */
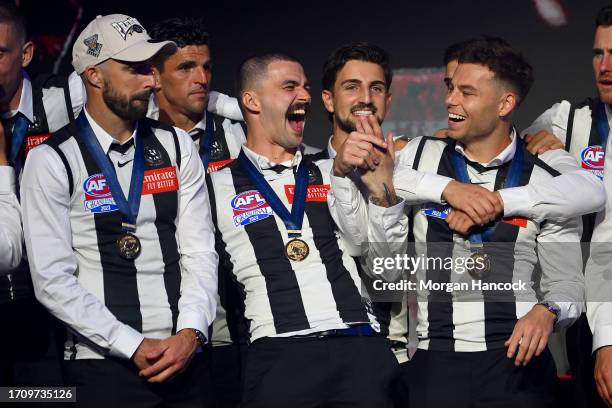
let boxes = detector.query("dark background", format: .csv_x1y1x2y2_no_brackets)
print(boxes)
19,0,612,148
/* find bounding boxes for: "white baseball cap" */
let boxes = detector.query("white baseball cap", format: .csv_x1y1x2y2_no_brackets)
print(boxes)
72,14,176,74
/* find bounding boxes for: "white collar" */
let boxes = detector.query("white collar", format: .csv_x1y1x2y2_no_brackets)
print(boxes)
241,144,303,173
605,104,612,131
326,135,337,159
454,128,517,167
84,108,136,154
1,70,33,123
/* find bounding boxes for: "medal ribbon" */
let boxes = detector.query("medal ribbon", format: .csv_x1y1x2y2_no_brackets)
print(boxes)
77,112,145,233
594,102,610,153
198,110,215,171
8,113,30,175
451,135,524,247
237,149,308,238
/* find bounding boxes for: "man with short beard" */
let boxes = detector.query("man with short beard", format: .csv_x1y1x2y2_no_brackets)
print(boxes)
206,52,397,408
334,38,586,408
20,14,218,408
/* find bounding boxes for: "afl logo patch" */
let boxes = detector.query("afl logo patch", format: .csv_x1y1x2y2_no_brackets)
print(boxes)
581,145,605,179
581,146,605,169
231,190,272,226
83,174,118,213
83,174,111,199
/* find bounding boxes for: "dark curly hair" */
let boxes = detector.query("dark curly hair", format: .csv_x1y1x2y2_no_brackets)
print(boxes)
149,17,210,70
321,42,392,92
457,39,533,106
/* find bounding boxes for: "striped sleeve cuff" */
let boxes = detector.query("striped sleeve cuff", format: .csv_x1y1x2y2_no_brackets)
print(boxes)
109,324,145,360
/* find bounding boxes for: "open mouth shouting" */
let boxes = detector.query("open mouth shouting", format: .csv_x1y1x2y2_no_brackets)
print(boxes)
287,102,310,134
350,103,377,117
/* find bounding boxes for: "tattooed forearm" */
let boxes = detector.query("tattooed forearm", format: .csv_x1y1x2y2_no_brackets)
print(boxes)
370,183,400,207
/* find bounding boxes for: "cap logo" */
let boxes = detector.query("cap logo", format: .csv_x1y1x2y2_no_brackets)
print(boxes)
84,34,102,57
110,17,144,40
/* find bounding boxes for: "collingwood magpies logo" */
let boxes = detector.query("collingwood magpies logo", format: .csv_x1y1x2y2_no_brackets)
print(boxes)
144,146,163,166
84,34,102,57
308,168,318,183
111,17,144,40
210,140,225,160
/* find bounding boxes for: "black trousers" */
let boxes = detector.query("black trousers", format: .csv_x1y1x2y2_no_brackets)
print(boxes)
63,352,217,408
209,344,247,408
242,334,398,408
0,298,64,387
566,314,606,408
402,347,557,408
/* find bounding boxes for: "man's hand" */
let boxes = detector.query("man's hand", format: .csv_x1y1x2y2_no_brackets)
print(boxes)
355,116,398,207
504,304,556,366
524,131,564,155
445,209,476,235
332,121,388,177
0,121,8,166
131,338,164,371
595,346,612,407
138,329,199,383
441,181,503,226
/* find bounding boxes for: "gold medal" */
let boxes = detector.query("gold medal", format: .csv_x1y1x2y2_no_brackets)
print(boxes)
468,252,490,280
285,238,309,261
117,233,141,260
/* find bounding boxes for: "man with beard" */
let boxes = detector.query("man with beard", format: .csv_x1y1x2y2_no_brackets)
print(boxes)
205,52,397,408
20,14,218,407
333,39,586,408
147,17,248,408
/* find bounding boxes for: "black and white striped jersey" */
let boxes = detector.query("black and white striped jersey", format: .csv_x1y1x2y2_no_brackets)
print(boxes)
206,146,377,342
335,134,585,352
0,70,85,304
21,110,218,360
522,97,609,241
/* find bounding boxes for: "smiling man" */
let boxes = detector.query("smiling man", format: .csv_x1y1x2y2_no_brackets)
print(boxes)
205,52,397,408
333,38,586,408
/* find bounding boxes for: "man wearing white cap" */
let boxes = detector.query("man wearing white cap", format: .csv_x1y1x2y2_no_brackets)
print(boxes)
20,14,219,407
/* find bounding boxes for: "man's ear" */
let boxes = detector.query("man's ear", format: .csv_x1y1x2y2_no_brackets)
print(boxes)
21,40,34,68
241,90,260,113
152,67,162,92
321,89,335,114
499,91,517,118
83,65,104,89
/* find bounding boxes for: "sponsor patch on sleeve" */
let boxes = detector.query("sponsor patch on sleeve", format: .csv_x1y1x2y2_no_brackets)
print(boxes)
142,166,179,195
231,190,272,226
284,184,330,203
83,174,118,213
